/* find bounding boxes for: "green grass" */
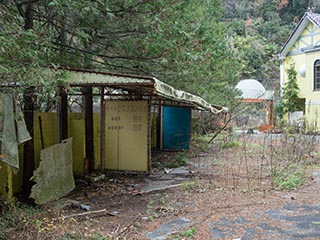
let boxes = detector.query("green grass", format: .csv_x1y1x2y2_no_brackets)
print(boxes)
221,140,240,149
273,168,305,190
171,227,196,239
176,153,188,166
191,134,210,152
181,178,201,192
182,227,196,238
152,152,188,169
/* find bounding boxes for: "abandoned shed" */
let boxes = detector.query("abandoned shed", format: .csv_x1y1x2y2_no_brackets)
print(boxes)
0,68,224,202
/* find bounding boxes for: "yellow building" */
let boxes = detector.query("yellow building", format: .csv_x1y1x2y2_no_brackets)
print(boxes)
279,12,320,131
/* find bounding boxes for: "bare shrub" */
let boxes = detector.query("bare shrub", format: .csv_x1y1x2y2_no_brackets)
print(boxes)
213,129,319,192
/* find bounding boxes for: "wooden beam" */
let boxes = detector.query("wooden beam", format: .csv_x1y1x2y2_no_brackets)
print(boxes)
82,87,94,173
100,87,105,171
23,87,35,197
156,102,161,149
58,87,68,142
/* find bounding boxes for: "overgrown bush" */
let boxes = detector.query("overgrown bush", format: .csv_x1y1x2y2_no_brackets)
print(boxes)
190,134,210,153
216,130,319,192
267,131,317,189
192,111,232,135
0,201,40,240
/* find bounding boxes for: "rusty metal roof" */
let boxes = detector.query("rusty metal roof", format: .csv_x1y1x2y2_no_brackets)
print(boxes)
56,67,225,114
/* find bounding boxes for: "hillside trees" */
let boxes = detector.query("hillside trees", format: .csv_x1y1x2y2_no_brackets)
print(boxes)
2,0,319,106
223,0,256,19
148,0,239,104
279,0,311,23
223,0,295,84
0,0,239,106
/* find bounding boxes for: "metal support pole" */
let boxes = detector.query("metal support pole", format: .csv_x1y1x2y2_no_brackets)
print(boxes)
100,87,105,171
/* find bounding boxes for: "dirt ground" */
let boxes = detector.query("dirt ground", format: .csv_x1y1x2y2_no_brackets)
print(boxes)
5,133,320,239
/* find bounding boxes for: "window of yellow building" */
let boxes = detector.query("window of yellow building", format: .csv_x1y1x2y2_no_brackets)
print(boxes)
314,59,320,90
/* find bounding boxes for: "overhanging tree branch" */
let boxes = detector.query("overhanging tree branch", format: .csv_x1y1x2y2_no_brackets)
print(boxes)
52,41,164,62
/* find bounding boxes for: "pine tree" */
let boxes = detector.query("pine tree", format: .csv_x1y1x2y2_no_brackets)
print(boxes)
282,64,300,114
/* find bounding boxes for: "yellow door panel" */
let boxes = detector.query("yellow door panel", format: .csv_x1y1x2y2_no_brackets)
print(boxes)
105,101,120,170
104,101,149,172
118,101,148,171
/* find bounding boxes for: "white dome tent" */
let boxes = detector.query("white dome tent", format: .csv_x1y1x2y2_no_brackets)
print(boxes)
234,79,274,132
235,79,266,99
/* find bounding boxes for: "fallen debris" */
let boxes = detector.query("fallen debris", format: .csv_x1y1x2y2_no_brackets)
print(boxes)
114,214,142,238
50,198,90,211
139,183,183,194
85,173,105,183
60,208,117,220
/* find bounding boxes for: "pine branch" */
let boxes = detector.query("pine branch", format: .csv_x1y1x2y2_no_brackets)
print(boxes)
52,41,163,62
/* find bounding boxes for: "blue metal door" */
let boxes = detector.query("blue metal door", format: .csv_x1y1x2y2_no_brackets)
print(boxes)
163,106,191,149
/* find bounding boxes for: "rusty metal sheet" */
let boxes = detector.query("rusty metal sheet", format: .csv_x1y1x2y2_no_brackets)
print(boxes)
54,69,225,113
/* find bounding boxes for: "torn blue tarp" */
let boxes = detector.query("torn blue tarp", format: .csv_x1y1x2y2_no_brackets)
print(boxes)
0,92,31,173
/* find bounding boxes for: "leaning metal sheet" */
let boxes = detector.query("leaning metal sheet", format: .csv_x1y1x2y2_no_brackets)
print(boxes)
104,101,149,172
30,138,75,204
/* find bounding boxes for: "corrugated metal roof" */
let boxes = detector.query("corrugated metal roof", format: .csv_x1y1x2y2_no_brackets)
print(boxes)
57,67,225,114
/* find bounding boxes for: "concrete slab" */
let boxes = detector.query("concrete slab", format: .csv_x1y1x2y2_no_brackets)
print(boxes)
145,217,191,240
